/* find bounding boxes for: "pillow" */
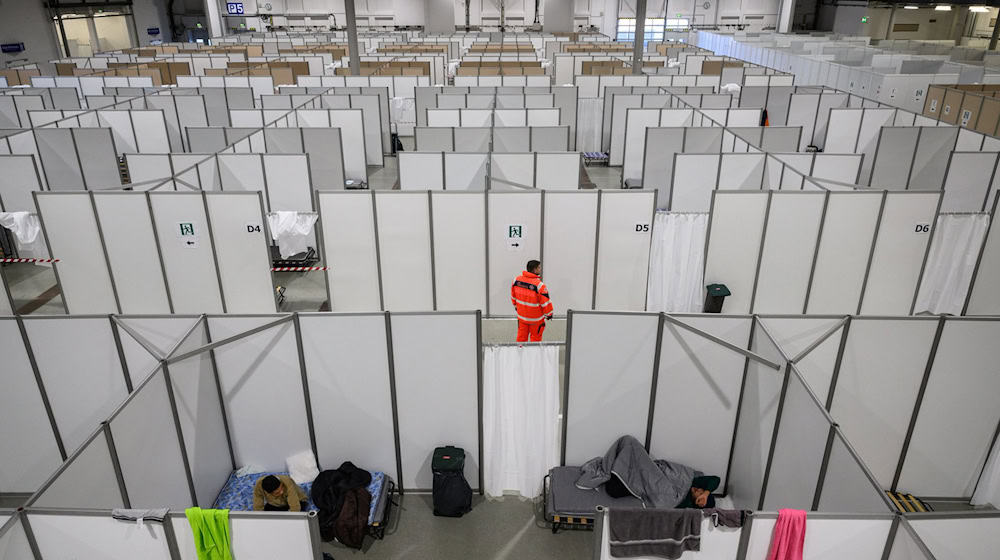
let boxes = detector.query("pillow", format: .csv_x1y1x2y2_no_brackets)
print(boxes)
286,450,320,485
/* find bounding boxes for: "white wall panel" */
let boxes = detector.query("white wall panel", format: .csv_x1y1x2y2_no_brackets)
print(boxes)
542,192,597,315
205,193,275,313
753,193,825,313
650,316,751,489
831,319,937,487
391,313,480,490
861,193,939,315
431,193,487,311
263,154,312,212
31,431,122,509
375,193,434,311
92,193,171,314
758,317,843,406
110,371,191,509
318,192,381,311
594,191,654,311
399,152,444,190
910,517,1000,560
29,513,171,560
899,320,1000,497
149,193,224,313
36,193,118,313
210,317,311,472
328,109,367,182
746,517,891,560
967,208,1000,315
488,192,542,317
444,152,488,190
24,317,128,453
0,320,62,493
564,312,659,466
0,155,42,212
807,193,882,314
300,314,397,480
704,192,769,314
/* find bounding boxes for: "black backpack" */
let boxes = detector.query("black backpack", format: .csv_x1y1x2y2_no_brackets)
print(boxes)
432,446,472,517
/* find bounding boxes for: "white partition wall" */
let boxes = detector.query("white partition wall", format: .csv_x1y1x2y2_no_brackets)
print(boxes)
806,192,883,314
594,190,655,311
149,193,225,314
23,317,129,453
29,511,173,560
431,192,487,311
752,192,826,313
375,193,434,311
563,312,659,466
391,312,480,490
209,317,312,472
758,317,844,406
34,192,118,313
30,428,123,509
299,313,399,481
703,192,769,314
966,200,1000,315
542,192,598,315
488,192,542,317
859,192,940,315
743,515,893,560
204,192,275,313
0,319,63,493
317,192,382,311
649,316,751,488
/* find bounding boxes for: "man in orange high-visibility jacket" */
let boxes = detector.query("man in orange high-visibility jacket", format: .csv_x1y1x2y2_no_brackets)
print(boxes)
511,259,554,342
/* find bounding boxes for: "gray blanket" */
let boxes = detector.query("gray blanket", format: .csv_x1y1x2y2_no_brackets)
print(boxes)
576,435,699,508
608,508,702,559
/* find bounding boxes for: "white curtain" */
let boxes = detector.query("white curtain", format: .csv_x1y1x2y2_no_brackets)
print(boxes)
646,212,708,313
973,439,1000,507
577,98,603,153
914,213,990,315
483,345,560,499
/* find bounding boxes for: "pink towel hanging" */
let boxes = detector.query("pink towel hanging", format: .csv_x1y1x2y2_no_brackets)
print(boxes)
766,508,807,560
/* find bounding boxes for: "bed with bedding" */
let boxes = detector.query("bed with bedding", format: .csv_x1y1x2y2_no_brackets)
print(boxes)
213,470,396,539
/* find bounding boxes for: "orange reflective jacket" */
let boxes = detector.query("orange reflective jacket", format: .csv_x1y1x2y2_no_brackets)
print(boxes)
511,271,554,323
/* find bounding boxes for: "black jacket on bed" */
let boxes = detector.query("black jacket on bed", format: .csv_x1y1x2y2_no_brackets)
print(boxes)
311,462,372,547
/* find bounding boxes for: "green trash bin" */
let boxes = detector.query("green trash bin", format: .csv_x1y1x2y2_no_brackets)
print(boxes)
704,284,731,313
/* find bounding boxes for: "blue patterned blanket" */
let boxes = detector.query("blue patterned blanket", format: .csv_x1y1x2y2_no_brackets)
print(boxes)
213,470,385,525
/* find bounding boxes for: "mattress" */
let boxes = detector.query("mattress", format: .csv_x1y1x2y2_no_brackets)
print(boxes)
546,466,642,518
214,470,388,525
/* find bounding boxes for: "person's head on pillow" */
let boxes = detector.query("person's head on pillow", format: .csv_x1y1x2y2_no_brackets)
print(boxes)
689,475,720,508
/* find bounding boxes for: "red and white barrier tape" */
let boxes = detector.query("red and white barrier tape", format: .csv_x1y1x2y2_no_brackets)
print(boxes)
0,258,60,263
271,266,329,272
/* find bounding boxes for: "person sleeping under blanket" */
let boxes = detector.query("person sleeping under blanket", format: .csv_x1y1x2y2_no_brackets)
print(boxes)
576,435,721,509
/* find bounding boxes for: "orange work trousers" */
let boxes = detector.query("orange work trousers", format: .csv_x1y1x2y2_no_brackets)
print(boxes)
516,320,546,342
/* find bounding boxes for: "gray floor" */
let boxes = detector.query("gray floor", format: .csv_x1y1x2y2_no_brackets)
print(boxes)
322,494,592,560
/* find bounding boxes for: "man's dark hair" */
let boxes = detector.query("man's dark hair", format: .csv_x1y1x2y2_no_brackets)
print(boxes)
261,475,281,494
526,260,541,273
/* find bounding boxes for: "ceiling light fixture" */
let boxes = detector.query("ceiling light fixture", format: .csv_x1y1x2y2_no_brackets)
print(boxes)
934,5,951,10
903,5,919,9
969,6,990,13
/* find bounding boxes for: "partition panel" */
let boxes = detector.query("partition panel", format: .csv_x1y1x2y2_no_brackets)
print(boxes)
30,431,122,509
35,193,118,313
564,312,659,466
0,319,62,493
301,128,346,190
205,193,275,313
72,128,120,188
966,205,1000,315
444,152,488,190
817,431,891,513
167,324,233,508
29,512,171,560
535,153,579,190
399,152,444,190
318,192,381,311
0,516,33,559
391,313,480,490
131,111,171,153
650,316,751,488
490,153,534,188
910,517,1000,559
327,109,367,182
110,371,191,509
35,129,83,190
431,193,487,311
752,193,825,313
703,192,769,314
594,191,655,311
763,367,832,511
870,128,918,189
487,192,542,317
745,517,892,560
299,314,397,479
908,127,958,191
172,514,315,560
210,317,311,472
149,193,225,313
758,317,844,406
720,326,784,510
807,193,883,314
898,320,1000,496
831,318,937,487
375,193,434,311
942,152,997,212
0,155,42,212
860,193,939,314
542,192,597,315
92,193,171,314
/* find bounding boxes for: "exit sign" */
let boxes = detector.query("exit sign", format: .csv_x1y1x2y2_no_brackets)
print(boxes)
861,16,869,23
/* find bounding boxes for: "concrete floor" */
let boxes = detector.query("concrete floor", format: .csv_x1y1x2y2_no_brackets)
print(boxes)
323,494,592,560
